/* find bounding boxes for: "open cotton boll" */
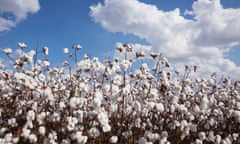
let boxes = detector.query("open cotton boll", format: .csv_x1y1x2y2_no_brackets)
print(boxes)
39,126,46,136
97,111,111,132
141,63,149,73
207,131,215,142
195,139,203,144
134,118,141,128
29,134,37,143
121,59,131,71
155,103,164,113
199,132,206,140
67,117,78,131
21,128,31,139
88,127,100,138
215,135,222,144
3,48,13,55
41,87,54,102
232,110,240,122
138,137,147,144
109,136,118,143
176,104,188,114
27,110,35,121
91,57,104,71
79,82,88,93
72,131,88,144
122,84,131,95
69,97,80,108
97,112,108,125
144,131,160,142
161,71,170,86
102,124,111,132
113,75,123,86
93,91,103,108
201,95,209,110
8,118,17,127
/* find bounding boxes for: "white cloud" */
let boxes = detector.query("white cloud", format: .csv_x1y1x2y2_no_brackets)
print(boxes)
0,0,40,31
90,0,240,78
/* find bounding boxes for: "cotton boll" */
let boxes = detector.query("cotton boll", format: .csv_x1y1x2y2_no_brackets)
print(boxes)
29,134,37,143
208,131,215,142
91,57,104,71
97,111,109,125
97,111,111,132
4,133,13,143
203,123,210,130
232,133,239,141
112,62,121,73
39,126,46,135
135,118,141,128
8,118,17,127
109,136,118,143
208,118,215,127
133,101,142,112
79,82,88,93
63,48,69,54
195,139,203,144
121,60,131,71
144,131,160,142
161,71,170,87
42,87,54,102
21,128,31,139
139,137,147,144
147,101,155,110
51,112,61,122
59,101,66,110
183,126,190,136
201,96,209,110
150,88,159,98
170,95,179,104
0,127,8,136
3,48,12,55
215,135,222,144
88,127,100,138
113,75,122,86
74,110,84,123
102,124,111,132
43,59,50,67
122,84,131,95
141,63,149,73
93,91,103,108
103,84,111,94
73,131,88,144
207,78,215,86
27,110,35,121
61,139,71,144
49,139,58,144
221,137,232,144
176,104,188,114
180,120,188,131
232,110,240,122
155,103,164,113
37,112,46,125
67,116,78,131
48,131,58,141
69,97,80,108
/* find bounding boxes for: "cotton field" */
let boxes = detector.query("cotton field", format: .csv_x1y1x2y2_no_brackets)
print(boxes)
0,43,240,144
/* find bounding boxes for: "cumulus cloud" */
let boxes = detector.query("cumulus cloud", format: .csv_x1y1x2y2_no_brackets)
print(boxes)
90,0,240,78
0,0,40,31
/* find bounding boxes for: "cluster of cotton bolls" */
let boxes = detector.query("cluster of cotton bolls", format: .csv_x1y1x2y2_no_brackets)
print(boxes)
0,42,240,143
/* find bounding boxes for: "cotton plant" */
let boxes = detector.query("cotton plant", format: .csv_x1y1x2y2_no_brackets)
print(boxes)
0,42,240,143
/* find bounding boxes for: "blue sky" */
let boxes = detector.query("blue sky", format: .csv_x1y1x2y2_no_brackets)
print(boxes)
0,0,240,78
